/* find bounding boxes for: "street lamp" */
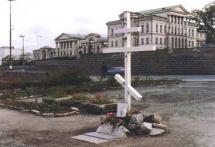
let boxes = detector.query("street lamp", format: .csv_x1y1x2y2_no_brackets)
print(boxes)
8,0,15,69
20,35,25,65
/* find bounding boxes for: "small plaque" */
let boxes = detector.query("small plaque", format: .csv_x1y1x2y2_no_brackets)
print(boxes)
117,103,128,117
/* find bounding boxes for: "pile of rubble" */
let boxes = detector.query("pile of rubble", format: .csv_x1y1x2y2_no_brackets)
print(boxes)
96,113,168,137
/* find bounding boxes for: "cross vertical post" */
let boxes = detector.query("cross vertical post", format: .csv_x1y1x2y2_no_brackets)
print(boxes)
124,12,131,111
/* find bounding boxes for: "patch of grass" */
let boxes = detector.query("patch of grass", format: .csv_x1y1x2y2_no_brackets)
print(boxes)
46,87,69,98
132,78,181,86
71,95,90,101
0,88,35,100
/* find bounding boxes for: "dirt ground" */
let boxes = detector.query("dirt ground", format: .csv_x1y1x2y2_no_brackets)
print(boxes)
1,81,215,147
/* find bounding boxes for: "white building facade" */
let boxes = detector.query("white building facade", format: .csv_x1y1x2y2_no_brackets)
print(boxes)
55,33,108,57
33,46,56,60
106,5,207,52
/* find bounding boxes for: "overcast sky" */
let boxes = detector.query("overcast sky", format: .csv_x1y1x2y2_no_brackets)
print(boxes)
0,0,213,55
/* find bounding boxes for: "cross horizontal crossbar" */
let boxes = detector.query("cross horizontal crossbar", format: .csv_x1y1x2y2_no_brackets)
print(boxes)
103,45,156,53
114,27,141,34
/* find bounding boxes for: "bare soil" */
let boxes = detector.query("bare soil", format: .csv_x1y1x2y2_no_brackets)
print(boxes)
1,81,215,147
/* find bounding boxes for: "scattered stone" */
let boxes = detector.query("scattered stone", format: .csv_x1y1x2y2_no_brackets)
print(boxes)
31,110,40,115
54,111,78,117
42,113,54,117
153,123,167,130
143,114,162,123
9,106,25,111
127,123,138,130
22,109,30,113
111,126,129,137
55,113,66,117
150,128,166,136
96,123,128,137
70,107,79,112
96,123,113,135
136,122,152,135
131,113,144,124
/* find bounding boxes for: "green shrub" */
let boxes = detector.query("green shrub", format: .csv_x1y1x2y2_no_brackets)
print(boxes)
44,70,90,86
106,77,120,87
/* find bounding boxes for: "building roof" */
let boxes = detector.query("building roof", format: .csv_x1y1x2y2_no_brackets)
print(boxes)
40,46,54,49
55,33,86,41
106,20,121,25
138,4,190,15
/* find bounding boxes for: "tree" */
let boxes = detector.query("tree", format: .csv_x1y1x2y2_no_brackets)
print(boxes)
191,1,215,43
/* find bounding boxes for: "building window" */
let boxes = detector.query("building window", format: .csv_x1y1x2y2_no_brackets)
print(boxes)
70,42,72,48
135,38,139,46
115,41,118,47
141,38,144,45
111,41,114,47
178,17,180,24
171,27,173,34
164,26,167,33
141,25,144,33
160,25,162,33
84,46,86,53
189,41,191,47
160,38,163,45
178,28,180,35
111,29,114,37
164,38,167,45
192,30,194,37
192,41,194,47
156,38,158,44
189,29,191,36
181,28,183,35
156,24,158,33
175,27,177,35
172,37,174,48
146,38,149,44
146,23,149,33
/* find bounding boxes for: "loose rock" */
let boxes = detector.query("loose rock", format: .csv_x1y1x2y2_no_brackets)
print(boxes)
112,126,129,137
136,122,152,135
150,128,166,136
70,107,79,112
96,123,113,135
143,114,162,123
131,113,144,124
31,110,40,115
152,123,167,130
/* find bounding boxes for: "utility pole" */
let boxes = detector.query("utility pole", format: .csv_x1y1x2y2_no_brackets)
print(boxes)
8,0,15,69
20,35,25,65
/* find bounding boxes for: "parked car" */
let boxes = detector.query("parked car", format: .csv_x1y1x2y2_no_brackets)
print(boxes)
107,67,124,75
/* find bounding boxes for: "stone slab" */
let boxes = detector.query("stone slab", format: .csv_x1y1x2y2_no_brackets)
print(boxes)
85,132,121,140
71,132,124,144
71,135,108,144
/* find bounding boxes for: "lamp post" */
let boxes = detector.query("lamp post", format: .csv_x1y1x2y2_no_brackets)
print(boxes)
20,35,25,65
8,0,15,69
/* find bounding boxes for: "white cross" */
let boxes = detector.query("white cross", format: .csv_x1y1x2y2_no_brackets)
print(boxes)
103,11,156,112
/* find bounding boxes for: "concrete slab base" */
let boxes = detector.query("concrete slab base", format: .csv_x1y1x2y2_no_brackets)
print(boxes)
71,132,124,144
